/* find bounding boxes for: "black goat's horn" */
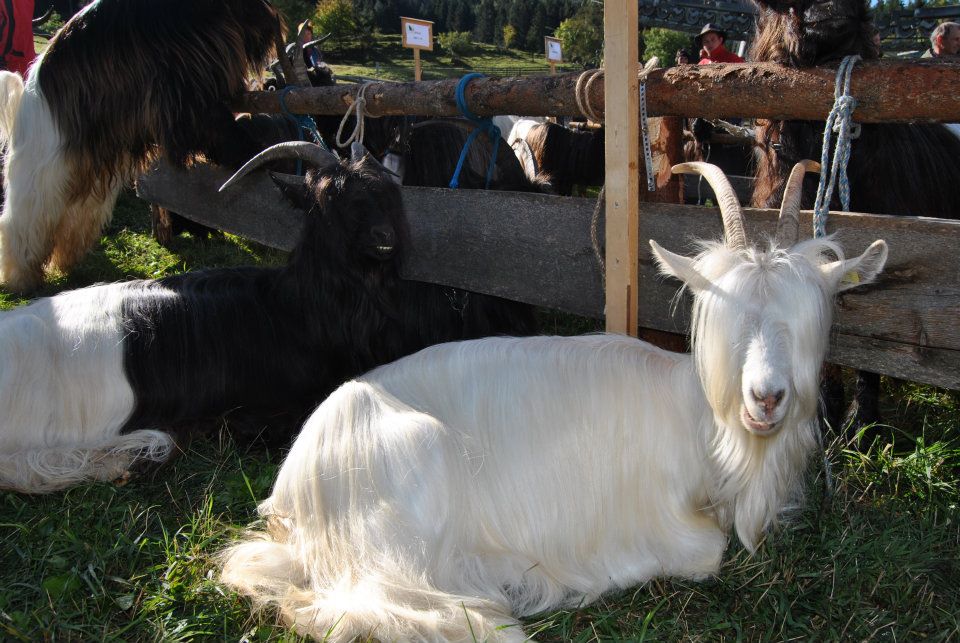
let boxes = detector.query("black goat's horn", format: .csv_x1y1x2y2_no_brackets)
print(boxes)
219,142,340,192
776,160,820,247
672,162,747,250
349,142,401,179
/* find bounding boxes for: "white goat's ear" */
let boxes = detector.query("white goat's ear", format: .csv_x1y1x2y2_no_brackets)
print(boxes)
649,240,713,291
820,239,888,292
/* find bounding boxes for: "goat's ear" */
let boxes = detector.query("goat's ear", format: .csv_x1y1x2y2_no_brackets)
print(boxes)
820,239,888,292
269,172,313,210
650,240,713,292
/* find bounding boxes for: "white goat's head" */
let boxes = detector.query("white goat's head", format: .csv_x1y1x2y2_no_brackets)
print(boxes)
652,161,888,437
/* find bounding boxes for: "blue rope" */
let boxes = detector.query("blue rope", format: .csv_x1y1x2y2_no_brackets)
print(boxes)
278,86,331,175
449,73,501,189
812,55,861,238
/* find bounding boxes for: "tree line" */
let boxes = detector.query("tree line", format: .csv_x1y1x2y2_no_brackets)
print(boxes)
272,0,604,63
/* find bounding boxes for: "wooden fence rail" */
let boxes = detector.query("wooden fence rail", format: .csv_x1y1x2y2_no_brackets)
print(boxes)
235,60,960,123
137,162,960,391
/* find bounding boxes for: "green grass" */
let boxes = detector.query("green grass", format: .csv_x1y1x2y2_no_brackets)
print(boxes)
321,34,578,82
1,47,959,641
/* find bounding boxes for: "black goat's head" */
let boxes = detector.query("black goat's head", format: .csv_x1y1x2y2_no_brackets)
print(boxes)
220,142,407,271
751,0,876,66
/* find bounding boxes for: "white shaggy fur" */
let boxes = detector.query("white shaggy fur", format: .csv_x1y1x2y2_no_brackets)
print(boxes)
0,282,172,492
220,227,888,641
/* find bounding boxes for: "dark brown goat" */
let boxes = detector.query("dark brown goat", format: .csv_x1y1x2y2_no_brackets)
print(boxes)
524,122,605,196
750,0,960,433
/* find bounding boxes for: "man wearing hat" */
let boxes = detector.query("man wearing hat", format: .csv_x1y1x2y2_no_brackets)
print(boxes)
696,23,744,64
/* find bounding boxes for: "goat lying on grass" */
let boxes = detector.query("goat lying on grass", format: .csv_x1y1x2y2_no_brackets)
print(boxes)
0,0,285,292
219,161,888,642
0,143,536,494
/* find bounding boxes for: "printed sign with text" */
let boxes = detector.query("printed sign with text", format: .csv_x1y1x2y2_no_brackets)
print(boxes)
401,17,434,50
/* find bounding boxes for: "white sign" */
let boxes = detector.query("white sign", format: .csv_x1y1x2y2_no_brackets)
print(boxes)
545,37,563,63
402,17,434,50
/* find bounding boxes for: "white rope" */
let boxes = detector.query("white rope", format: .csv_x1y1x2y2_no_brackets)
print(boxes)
812,55,861,238
336,82,377,148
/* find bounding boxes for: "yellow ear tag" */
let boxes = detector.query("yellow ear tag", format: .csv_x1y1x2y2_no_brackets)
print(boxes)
844,270,860,285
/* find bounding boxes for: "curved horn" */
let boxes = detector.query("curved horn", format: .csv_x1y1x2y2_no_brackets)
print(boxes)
219,142,340,192
672,162,747,250
33,5,53,25
349,142,402,180
776,160,821,247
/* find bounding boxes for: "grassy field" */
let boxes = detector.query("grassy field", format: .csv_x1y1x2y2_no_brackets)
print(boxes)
1,45,959,642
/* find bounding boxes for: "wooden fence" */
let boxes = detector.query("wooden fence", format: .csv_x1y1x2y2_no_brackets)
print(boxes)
137,60,960,390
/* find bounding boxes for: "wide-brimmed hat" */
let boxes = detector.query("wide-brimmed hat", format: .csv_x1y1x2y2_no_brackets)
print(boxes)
695,23,727,48
297,19,312,37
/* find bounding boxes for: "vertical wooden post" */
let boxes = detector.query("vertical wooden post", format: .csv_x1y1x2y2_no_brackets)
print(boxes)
603,2,639,336
549,61,556,75
414,48,422,81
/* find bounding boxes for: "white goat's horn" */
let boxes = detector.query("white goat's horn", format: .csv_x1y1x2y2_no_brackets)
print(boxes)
672,162,747,250
219,142,340,192
776,160,821,247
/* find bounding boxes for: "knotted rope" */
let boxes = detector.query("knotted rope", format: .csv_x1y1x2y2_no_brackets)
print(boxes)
278,86,330,175
336,82,378,149
812,55,861,237
810,57,861,506
448,73,501,189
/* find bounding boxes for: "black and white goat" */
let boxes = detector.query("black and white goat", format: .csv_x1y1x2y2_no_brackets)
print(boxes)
219,162,888,642
0,0,285,292
0,143,537,494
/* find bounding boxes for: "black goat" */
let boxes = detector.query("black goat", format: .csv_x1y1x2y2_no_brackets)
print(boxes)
0,143,537,494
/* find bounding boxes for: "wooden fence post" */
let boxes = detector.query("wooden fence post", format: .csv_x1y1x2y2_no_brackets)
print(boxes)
603,0,639,336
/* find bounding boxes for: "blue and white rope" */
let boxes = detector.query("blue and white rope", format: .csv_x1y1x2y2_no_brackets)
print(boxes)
812,55,862,238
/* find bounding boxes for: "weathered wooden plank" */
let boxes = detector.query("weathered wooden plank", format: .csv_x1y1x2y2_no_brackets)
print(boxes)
234,60,960,123
603,1,640,335
135,162,960,389
136,162,306,249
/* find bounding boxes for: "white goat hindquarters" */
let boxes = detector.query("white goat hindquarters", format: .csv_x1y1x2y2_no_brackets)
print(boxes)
221,334,727,642
0,283,168,493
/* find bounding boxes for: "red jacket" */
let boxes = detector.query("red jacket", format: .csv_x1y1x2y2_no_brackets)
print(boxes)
698,44,744,64
0,0,36,77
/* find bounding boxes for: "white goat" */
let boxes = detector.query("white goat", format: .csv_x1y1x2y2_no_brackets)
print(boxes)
219,161,888,642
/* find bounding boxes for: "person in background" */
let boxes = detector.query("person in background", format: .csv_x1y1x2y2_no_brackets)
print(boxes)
675,48,692,66
0,0,36,77
695,23,744,64
298,19,323,69
922,21,960,59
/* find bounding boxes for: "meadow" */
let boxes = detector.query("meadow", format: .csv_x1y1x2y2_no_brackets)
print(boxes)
1,40,959,642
